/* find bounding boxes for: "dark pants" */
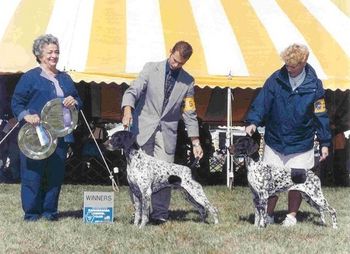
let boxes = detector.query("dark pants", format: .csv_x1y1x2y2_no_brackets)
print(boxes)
20,139,68,220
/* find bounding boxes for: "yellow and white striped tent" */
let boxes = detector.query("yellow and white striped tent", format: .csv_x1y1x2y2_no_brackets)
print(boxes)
0,0,349,90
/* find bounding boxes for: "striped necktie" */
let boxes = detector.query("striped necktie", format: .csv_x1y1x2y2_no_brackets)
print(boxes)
162,70,176,112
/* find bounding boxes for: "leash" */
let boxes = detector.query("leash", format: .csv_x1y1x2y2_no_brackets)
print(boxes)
190,157,200,168
80,110,119,192
0,121,19,145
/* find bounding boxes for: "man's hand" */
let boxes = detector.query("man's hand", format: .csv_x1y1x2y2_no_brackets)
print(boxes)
122,106,133,129
191,138,203,160
319,146,329,162
245,124,257,136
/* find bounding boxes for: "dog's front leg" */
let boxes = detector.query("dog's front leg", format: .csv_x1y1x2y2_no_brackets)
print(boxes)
259,199,268,228
256,195,268,228
253,195,260,227
254,208,260,226
139,187,152,228
133,194,142,226
259,199,268,229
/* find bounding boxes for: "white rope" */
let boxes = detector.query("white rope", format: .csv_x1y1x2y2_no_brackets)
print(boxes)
0,121,19,145
79,110,119,192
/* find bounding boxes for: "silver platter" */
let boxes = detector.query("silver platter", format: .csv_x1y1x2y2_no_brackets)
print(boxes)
41,98,78,137
18,122,57,160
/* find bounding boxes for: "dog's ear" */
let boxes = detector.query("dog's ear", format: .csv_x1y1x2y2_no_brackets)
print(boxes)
122,131,138,151
251,131,261,147
245,136,260,156
246,140,259,156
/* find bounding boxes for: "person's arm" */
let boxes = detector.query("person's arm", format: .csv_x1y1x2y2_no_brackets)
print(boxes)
121,63,150,128
245,78,274,136
313,80,331,162
11,73,38,123
182,81,203,159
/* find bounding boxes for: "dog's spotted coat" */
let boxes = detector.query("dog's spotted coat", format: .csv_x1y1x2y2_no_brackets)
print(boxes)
105,131,219,228
230,136,337,229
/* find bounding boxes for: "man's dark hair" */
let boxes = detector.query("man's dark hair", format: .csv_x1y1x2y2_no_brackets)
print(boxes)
171,41,193,60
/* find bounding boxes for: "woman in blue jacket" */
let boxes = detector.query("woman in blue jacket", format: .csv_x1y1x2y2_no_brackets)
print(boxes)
245,43,331,227
11,34,82,221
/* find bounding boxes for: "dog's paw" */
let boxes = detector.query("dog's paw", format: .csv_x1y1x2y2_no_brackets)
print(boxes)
213,217,219,224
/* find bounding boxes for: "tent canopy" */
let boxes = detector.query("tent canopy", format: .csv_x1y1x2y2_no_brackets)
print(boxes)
0,0,349,90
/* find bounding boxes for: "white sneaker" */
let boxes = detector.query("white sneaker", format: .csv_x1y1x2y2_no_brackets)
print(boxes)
282,214,297,227
266,215,275,224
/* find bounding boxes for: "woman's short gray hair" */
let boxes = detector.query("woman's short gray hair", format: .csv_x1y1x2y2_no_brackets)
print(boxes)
32,34,59,63
280,43,309,66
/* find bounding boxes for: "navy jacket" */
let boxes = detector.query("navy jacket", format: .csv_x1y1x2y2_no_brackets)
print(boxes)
246,63,331,155
11,67,82,142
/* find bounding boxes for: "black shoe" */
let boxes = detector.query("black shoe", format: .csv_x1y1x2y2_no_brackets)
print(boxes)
43,213,59,221
150,217,167,225
44,216,58,221
24,214,41,222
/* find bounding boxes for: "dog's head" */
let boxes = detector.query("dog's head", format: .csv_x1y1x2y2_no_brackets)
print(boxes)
104,130,138,152
229,132,261,161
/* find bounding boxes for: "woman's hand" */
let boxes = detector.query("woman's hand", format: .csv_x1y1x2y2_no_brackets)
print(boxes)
63,96,77,110
24,114,40,125
245,124,257,136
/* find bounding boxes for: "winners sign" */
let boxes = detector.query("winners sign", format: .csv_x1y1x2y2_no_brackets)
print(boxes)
83,192,114,223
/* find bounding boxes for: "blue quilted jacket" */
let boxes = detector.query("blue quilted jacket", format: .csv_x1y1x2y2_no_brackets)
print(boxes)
246,63,331,155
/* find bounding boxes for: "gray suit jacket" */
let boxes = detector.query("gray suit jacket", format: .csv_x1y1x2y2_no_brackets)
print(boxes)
121,60,199,154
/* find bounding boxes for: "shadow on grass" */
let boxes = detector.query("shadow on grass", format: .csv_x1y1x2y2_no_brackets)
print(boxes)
59,209,83,219
125,209,205,225
168,209,205,223
239,210,323,226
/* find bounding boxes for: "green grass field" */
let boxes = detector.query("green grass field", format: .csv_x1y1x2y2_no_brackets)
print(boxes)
0,184,349,254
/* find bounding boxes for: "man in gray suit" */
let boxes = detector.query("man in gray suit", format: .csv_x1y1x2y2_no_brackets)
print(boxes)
122,41,203,224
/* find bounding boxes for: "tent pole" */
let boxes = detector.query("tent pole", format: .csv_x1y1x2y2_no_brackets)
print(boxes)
226,81,234,189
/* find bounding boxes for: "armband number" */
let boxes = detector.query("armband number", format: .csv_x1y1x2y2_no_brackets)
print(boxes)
183,97,196,112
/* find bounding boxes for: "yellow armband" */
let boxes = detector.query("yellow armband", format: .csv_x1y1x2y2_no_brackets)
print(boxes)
183,97,196,112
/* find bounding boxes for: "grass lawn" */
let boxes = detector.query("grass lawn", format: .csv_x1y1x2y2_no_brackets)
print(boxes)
0,184,349,254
